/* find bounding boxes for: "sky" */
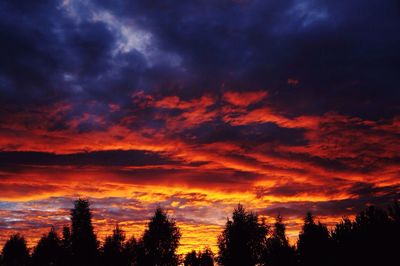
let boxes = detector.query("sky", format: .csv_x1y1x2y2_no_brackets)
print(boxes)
0,0,399,254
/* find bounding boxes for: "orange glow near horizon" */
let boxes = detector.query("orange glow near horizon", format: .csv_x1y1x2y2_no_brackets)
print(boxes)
1,91,399,255
0,192,354,256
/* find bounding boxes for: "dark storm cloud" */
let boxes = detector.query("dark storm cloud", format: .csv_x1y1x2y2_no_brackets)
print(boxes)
255,181,341,198
1,0,399,118
92,0,400,117
0,0,176,109
264,190,400,218
174,122,308,147
0,150,175,166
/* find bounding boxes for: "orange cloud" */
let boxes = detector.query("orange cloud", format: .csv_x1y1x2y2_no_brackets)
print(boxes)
155,95,215,110
0,91,399,255
223,107,320,129
223,90,268,107
287,78,299,86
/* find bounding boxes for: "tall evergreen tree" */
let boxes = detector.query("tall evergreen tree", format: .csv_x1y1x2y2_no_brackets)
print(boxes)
184,248,214,266
262,215,297,266
198,248,214,266
61,226,71,249
217,204,268,266
60,225,73,266
331,216,354,265
31,227,63,266
1,234,30,266
70,199,99,266
101,224,126,266
123,236,137,266
332,205,395,266
355,206,392,265
297,212,331,266
184,250,199,266
137,207,181,266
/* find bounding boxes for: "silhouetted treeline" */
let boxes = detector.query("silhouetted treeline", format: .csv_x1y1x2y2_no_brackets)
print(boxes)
1,199,399,266
184,248,214,266
216,203,400,266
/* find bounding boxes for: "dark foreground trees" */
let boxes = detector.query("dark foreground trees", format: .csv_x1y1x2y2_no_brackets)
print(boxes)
217,204,268,266
262,215,297,266
0,200,183,266
331,205,399,266
1,234,30,266
136,207,181,266
31,227,63,266
70,199,99,266
0,199,399,266
184,248,214,266
100,224,126,266
99,224,138,266
297,212,331,266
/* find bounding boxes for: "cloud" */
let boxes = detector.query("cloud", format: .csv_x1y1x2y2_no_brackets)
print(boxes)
223,90,268,107
0,150,175,166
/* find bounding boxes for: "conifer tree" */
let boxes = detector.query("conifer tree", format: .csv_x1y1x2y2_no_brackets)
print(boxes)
101,224,126,266
297,212,331,266
1,234,30,266
137,207,181,266
70,199,99,266
31,227,63,266
262,215,297,266
217,204,268,266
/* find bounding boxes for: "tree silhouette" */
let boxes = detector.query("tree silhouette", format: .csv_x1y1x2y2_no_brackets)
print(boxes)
59,225,73,265
198,248,214,266
101,224,126,266
31,227,63,266
1,234,30,266
123,236,137,266
354,206,393,265
262,215,297,266
297,212,331,266
2,199,400,266
70,199,99,266
184,248,214,266
332,205,395,266
217,204,268,266
137,207,181,266
184,250,199,266
330,216,353,265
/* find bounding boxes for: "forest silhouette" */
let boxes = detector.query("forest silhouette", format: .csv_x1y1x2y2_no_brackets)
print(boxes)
0,199,399,266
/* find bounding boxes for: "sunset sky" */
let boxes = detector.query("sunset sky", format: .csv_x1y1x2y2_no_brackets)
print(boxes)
0,0,399,254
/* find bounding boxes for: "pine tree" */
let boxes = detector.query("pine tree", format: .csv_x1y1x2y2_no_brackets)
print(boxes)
184,250,199,266
123,236,137,266
297,212,331,266
101,224,126,266
137,207,181,266
217,204,268,266
70,199,99,266
31,227,63,266
1,234,30,266
184,248,214,266
198,248,214,266
262,215,297,266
